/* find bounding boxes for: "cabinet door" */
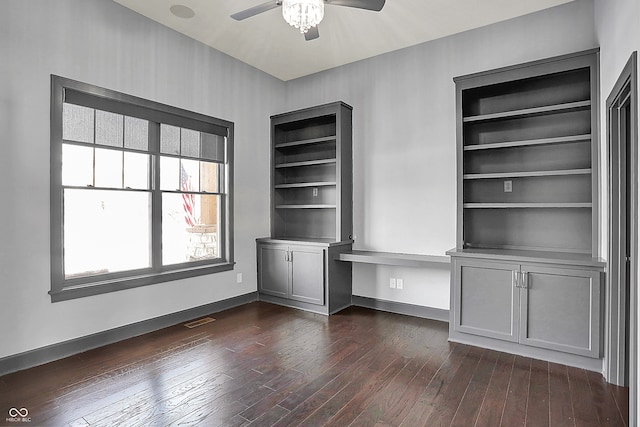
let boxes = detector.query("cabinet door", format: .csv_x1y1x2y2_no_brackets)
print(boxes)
289,246,325,306
519,265,602,357
257,244,289,298
453,259,520,342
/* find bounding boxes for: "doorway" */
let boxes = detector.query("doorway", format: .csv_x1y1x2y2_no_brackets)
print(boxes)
607,51,637,424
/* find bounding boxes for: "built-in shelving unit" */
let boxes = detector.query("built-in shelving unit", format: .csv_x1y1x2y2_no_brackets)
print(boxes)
448,50,605,368
455,52,600,256
269,103,353,241
257,102,353,315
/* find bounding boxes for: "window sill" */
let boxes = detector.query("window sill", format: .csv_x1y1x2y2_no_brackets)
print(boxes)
49,262,235,302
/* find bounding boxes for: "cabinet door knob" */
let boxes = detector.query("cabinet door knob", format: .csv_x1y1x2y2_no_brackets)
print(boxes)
513,270,520,288
521,271,528,289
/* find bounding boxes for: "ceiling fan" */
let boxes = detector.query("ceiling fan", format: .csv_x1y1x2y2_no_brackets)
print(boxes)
231,0,386,41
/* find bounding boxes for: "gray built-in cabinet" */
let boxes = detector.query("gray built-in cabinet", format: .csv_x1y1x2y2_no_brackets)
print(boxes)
453,258,601,358
447,50,606,367
257,102,353,315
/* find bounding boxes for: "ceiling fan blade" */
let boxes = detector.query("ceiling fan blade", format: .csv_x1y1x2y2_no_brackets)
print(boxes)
304,26,320,41
231,1,281,21
325,0,385,11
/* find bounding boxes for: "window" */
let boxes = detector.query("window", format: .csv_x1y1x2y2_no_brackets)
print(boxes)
50,76,234,301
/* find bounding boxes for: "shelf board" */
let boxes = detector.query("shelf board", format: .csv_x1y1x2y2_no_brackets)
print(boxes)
463,134,592,151
463,168,592,180
275,135,336,149
463,100,591,123
275,204,337,209
338,250,450,267
463,202,592,209
275,182,336,189
275,158,337,168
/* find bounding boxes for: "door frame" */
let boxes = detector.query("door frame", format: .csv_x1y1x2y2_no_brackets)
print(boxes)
606,51,637,424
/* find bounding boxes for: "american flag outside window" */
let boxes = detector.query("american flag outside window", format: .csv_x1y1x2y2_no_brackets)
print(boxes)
181,163,196,227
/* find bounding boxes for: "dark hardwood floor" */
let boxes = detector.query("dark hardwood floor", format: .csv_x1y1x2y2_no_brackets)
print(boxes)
0,302,628,426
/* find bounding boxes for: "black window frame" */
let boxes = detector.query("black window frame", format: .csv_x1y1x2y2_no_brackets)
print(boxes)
50,75,234,302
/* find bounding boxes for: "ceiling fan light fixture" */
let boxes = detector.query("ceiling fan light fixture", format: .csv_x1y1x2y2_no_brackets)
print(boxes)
282,0,324,34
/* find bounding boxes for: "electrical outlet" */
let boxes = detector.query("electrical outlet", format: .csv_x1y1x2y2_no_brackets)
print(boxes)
504,180,513,193
312,187,319,197
236,273,243,283
390,278,396,289
396,278,404,289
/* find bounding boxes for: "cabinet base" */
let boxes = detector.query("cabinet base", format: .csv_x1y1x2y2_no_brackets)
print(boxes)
448,330,603,373
258,292,351,316
352,295,449,322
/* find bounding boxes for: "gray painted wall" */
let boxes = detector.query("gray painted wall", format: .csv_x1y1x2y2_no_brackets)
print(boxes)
283,0,598,311
595,0,640,257
0,0,282,360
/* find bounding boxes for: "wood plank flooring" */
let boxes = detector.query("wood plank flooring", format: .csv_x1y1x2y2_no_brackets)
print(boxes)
0,302,628,426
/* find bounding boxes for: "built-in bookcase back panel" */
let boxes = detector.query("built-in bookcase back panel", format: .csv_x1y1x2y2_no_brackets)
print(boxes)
462,68,591,117
274,209,338,240
464,141,592,174
463,110,591,146
275,141,337,165
274,164,337,185
273,115,336,144
464,175,592,204
464,207,593,253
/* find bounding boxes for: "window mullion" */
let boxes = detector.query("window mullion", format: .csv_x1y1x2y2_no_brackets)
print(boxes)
149,122,162,272
121,115,125,189
92,109,97,187
219,196,226,260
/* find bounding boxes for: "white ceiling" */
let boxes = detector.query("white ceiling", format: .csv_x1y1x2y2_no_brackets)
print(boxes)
113,0,576,81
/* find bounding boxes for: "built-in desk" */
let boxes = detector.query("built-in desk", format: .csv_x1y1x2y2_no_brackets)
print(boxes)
337,250,450,322
337,250,450,267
